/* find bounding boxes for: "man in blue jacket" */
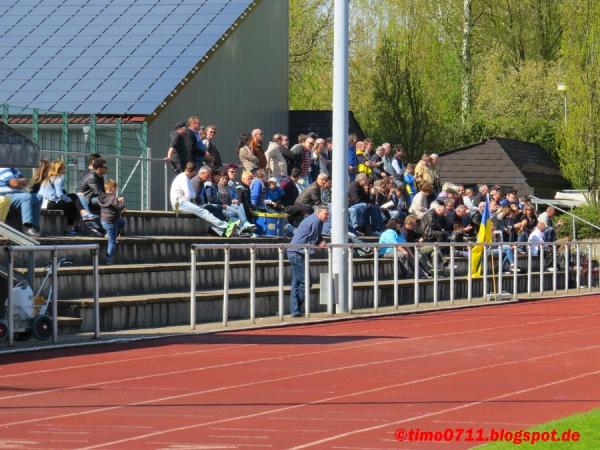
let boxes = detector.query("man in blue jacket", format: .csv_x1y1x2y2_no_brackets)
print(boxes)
287,204,329,317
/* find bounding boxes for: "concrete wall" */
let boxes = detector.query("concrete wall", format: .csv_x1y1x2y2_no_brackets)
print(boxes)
148,0,289,210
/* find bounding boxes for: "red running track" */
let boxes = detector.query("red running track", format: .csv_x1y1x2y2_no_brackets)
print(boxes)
1,295,600,450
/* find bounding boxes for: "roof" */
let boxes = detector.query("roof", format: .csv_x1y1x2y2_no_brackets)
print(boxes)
0,121,40,167
8,115,146,125
0,0,254,116
288,110,365,143
437,138,570,196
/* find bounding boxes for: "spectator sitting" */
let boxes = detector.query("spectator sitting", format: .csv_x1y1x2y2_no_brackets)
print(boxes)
378,217,424,278
463,187,476,211
217,168,238,207
421,202,449,243
29,160,50,194
471,184,489,208
265,177,284,211
97,179,126,265
170,162,239,237
370,145,388,180
0,167,43,236
39,160,95,236
355,141,374,177
77,158,108,215
236,170,255,223
392,146,406,179
408,182,433,218
280,168,301,208
537,206,564,242
514,204,537,243
450,205,474,241
250,169,268,211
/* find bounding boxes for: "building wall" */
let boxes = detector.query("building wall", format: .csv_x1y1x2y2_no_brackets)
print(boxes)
148,0,289,210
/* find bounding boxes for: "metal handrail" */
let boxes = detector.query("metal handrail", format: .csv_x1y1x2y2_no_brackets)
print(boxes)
5,244,101,347
189,240,599,329
530,195,600,236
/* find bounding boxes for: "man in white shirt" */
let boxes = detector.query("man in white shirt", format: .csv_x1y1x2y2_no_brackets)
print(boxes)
528,221,545,257
170,162,238,237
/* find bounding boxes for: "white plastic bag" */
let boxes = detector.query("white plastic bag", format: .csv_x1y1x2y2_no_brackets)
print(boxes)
5,282,34,320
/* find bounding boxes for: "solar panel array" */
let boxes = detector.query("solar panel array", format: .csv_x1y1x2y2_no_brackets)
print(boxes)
0,0,253,115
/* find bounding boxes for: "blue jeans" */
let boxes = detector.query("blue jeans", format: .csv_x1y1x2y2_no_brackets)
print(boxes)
6,192,42,227
101,218,126,262
289,253,307,316
177,200,228,235
349,203,367,231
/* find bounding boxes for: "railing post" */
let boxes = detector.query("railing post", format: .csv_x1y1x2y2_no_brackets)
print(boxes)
539,243,545,294
572,215,576,241
164,161,169,211
223,247,230,326
433,245,438,306
512,245,518,300
413,245,420,306
278,247,284,320
304,247,310,318
393,246,399,309
190,247,197,329
250,247,256,323
564,244,569,292
373,246,379,312
93,247,100,339
552,244,557,293
89,114,97,153
498,243,503,298
467,244,472,303
527,244,532,297
348,247,354,313
61,112,69,185
576,243,581,292
483,245,488,300
51,250,59,343
2,103,9,125
140,147,145,211
32,108,39,144
146,147,152,210
116,118,122,191
588,243,593,292
449,243,455,305
327,246,334,315
7,248,14,347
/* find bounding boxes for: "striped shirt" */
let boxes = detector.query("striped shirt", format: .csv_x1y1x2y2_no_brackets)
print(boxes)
299,149,312,176
0,167,23,194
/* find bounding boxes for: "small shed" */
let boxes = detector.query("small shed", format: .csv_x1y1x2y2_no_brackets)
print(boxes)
437,138,571,198
0,121,39,168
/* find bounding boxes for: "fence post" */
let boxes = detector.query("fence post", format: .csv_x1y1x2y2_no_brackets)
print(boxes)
250,247,256,323
552,244,557,293
223,247,230,326
115,118,122,191
572,216,576,241
467,244,472,303
327,246,334,315
483,245,488,300
498,244,503,297
413,246,420,306
89,114,97,153
304,247,310,318
527,245,532,297
93,247,100,339
433,246,438,306
7,248,14,347
278,247,284,320
588,243,593,292
140,147,145,211
393,246,399,309
564,244,569,292
146,147,152,210
373,246,379,312
51,250,59,343
449,243,455,305
190,247,197,329
576,243,581,292
512,245,518,300
347,247,354,313
61,112,69,184
32,108,39,144
141,122,148,210
164,161,169,211
539,244,544,294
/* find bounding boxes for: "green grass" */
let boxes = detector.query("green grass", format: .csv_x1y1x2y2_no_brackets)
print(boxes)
477,408,600,449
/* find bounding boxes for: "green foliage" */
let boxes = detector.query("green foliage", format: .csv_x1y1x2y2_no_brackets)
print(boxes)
556,204,600,240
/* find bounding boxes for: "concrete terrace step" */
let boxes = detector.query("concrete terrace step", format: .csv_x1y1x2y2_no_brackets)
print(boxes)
60,272,568,332
18,257,399,299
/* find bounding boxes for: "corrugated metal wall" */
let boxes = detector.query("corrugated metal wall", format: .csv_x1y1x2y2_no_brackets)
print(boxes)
147,0,289,210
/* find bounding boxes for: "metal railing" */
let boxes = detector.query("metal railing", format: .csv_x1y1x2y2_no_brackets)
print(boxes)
5,244,101,347
530,195,600,240
189,240,600,328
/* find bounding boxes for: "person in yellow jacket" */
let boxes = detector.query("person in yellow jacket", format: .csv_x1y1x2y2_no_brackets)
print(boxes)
356,141,375,177
414,153,434,191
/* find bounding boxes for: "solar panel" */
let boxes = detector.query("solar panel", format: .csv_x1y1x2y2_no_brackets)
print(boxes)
0,0,255,114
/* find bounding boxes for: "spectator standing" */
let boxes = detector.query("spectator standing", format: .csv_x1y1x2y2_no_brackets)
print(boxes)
414,154,434,191
251,128,267,170
296,135,315,191
265,133,288,178
238,133,259,173
0,167,43,236
166,121,197,173
392,146,406,178
403,163,417,200
287,204,328,317
347,135,358,181
98,179,126,264
187,116,207,168
310,138,329,181
204,124,223,170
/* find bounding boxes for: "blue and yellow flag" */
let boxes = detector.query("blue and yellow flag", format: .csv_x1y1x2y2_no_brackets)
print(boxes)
471,194,493,277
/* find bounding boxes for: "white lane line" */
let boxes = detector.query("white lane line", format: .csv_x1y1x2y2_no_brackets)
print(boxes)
0,313,495,380
287,367,600,449
0,313,584,404
73,341,600,450
42,330,600,448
